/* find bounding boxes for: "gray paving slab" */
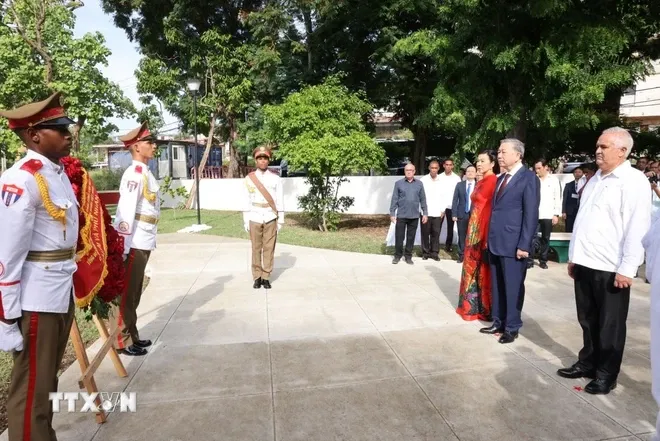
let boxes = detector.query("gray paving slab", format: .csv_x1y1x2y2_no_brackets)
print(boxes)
0,232,657,441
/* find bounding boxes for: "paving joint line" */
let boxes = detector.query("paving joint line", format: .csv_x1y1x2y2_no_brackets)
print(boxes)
342,272,463,441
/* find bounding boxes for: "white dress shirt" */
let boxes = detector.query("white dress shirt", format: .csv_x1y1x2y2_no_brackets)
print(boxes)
243,169,284,224
569,160,651,278
576,176,587,193
0,150,79,319
420,174,444,217
436,172,462,211
538,174,562,219
496,162,523,192
114,160,161,255
465,179,476,212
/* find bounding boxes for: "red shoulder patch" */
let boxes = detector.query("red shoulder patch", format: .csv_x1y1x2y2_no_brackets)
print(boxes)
135,165,143,174
20,159,43,175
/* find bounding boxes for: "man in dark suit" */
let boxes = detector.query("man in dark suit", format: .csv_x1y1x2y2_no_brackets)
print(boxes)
452,165,477,263
561,167,584,233
480,138,540,344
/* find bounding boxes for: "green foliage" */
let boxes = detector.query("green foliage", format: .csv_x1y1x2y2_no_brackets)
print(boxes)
264,77,386,231
89,168,123,191
0,0,134,156
159,176,189,210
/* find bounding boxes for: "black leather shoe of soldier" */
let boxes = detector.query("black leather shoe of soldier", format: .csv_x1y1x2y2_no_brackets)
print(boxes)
262,279,272,289
134,339,152,348
118,345,147,356
253,278,262,289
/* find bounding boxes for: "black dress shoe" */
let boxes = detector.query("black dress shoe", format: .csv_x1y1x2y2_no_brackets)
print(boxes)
253,278,262,289
584,378,617,395
392,257,401,264
556,364,596,379
479,324,504,334
498,331,518,344
539,262,548,269
134,339,152,348
405,257,413,265
262,279,272,289
422,255,429,260
118,345,147,356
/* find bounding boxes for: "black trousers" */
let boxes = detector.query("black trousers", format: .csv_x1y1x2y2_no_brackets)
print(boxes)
438,209,455,250
420,215,441,258
573,265,631,381
565,214,576,233
529,219,553,265
456,216,469,259
395,217,419,258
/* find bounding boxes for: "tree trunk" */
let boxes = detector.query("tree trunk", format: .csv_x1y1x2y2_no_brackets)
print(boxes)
72,115,86,153
227,117,241,178
506,119,528,143
185,111,217,210
302,8,314,74
412,126,428,173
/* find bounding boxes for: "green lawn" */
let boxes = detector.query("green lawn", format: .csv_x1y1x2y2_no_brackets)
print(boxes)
158,208,397,255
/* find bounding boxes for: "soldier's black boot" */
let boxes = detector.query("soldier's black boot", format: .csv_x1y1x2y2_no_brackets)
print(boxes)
253,277,262,289
262,279,272,289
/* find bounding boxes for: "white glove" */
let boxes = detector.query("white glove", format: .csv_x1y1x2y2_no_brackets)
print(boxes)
244,222,250,233
277,223,283,232
0,321,23,352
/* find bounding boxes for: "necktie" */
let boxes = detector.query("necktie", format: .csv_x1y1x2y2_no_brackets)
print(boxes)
466,182,472,213
496,174,510,200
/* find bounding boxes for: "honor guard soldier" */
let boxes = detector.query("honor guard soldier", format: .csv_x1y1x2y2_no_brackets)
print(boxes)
243,146,284,289
109,121,159,356
0,93,79,441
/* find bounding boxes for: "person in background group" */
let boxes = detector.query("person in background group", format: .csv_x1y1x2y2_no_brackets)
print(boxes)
111,121,160,356
637,156,651,171
456,151,500,321
419,160,443,261
644,161,660,220
452,165,477,263
578,162,597,194
0,93,78,441
480,138,540,344
561,127,651,395
390,163,428,265
562,167,584,233
530,158,561,269
437,159,462,253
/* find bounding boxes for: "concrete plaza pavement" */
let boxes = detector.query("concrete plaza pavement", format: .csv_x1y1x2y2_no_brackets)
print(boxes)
2,233,657,441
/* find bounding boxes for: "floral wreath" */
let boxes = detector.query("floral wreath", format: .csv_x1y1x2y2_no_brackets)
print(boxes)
61,156,125,319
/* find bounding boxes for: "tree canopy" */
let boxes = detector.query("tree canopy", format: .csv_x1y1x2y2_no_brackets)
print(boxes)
0,0,135,159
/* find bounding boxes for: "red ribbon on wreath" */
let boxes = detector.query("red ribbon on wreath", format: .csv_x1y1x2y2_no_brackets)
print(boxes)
61,157,124,314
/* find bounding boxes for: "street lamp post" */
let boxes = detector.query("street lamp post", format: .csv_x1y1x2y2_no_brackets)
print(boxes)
186,78,202,225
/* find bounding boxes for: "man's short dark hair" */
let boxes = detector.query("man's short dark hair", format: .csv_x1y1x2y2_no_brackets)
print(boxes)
465,165,476,173
535,158,549,167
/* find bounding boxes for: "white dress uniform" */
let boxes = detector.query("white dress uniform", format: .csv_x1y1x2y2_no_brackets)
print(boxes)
0,149,79,318
114,160,160,254
242,169,284,227
643,218,660,441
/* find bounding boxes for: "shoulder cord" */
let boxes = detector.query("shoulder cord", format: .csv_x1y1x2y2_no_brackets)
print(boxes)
34,172,67,227
142,173,157,204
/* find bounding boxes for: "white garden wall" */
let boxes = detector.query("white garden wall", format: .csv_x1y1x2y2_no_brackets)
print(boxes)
160,173,577,214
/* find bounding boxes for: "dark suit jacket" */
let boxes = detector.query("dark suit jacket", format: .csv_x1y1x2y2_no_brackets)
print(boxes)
488,168,540,258
451,180,476,220
562,180,579,217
